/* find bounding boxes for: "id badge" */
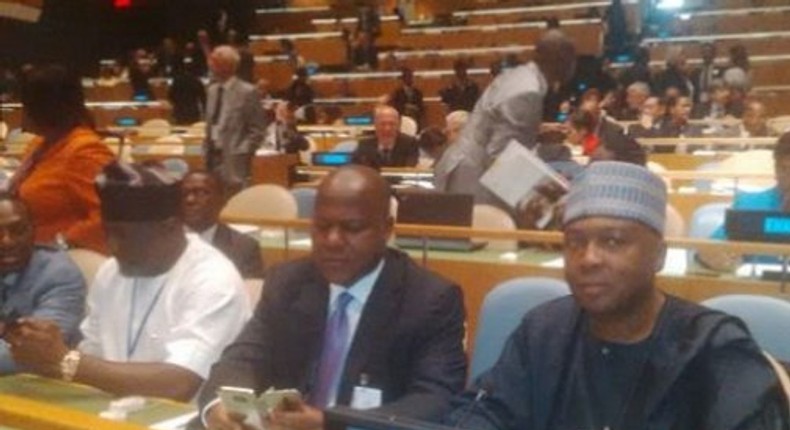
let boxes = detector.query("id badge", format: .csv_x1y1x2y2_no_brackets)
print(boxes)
350,385,382,410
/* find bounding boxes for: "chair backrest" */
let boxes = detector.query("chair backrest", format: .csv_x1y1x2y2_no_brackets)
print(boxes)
469,276,570,383
472,204,517,251
689,202,730,239
161,157,190,179
221,184,298,220
291,187,318,219
138,119,172,138
67,248,109,286
665,203,686,237
400,115,418,137
332,140,358,153
702,294,790,362
244,278,264,308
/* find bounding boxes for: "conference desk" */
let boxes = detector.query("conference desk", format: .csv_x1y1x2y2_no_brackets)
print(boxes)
236,220,790,353
0,374,194,430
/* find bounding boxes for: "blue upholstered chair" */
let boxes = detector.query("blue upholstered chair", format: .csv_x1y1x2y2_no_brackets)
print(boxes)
702,294,790,362
689,202,730,239
469,277,570,383
291,187,317,219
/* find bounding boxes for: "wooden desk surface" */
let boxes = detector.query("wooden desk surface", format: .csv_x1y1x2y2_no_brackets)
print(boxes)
0,374,194,430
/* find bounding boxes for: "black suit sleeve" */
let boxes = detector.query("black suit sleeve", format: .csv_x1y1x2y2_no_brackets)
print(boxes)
197,276,277,409
236,236,265,279
375,283,467,421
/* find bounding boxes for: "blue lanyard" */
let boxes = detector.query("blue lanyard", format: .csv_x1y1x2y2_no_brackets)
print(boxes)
126,279,167,360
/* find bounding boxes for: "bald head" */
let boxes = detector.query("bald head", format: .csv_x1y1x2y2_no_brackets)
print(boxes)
534,30,577,85
317,165,392,218
374,105,401,147
312,166,393,286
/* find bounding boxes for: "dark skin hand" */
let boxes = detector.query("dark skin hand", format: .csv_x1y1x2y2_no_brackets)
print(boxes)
517,182,567,239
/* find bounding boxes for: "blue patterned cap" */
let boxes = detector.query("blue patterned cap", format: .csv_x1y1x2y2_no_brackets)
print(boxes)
563,161,667,234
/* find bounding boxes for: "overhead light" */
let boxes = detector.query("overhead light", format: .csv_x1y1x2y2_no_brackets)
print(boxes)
657,0,684,9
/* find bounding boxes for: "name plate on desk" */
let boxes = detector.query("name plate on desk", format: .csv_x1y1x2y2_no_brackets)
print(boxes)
726,210,790,243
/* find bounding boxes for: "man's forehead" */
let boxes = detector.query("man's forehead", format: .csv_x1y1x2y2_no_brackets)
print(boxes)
564,216,650,234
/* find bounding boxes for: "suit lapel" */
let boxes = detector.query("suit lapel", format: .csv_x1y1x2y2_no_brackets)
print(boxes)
212,224,231,249
337,252,403,404
291,267,330,395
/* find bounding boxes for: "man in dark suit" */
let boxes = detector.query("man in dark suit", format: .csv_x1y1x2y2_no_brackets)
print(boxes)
200,165,466,429
181,170,264,278
354,105,419,168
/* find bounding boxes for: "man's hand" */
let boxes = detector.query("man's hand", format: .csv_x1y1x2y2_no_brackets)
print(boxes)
6,319,69,378
205,403,254,430
266,397,323,430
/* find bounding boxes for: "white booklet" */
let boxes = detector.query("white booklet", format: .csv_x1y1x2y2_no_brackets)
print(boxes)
480,139,570,209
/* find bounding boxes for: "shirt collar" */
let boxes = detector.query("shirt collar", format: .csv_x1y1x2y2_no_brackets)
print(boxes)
187,224,218,243
328,258,385,307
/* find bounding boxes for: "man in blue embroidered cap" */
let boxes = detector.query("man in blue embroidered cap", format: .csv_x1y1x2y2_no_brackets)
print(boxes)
447,161,788,429
6,161,250,401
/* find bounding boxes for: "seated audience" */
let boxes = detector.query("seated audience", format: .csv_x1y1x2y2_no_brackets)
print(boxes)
655,46,695,99
627,96,665,138
128,49,155,100
692,79,733,120
11,64,114,253
693,42,722,104
448,161,788,429
700,132,790,271
0,193,85,374
736,100,774,138
589,129,647,165
154,37,182,79
724,44,751,92
565,110,599,156
263,101,310,154
614,81,650,121
354,105,419,167
439,60,481,113
390,67,425,127
653,95,704,149
181,170,264,278
7,162,250,401
200,166,466,429
351,31,378,70
285,67,316,123
417,127,449,167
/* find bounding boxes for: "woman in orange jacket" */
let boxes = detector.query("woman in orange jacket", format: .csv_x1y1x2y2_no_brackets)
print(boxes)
10,65,114,254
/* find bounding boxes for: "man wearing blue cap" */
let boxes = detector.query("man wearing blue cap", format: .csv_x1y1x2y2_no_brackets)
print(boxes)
448,161,788,429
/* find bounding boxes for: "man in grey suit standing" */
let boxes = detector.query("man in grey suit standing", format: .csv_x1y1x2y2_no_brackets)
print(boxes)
204,45,267,192
433,30,576,205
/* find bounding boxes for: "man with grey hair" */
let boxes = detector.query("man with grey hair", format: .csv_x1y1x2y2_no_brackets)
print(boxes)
615,81,651,121
448,161,788,429
203,45,267,193
433,30,577,204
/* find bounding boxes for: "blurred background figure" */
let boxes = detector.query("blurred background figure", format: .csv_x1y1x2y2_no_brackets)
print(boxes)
12,64,114,253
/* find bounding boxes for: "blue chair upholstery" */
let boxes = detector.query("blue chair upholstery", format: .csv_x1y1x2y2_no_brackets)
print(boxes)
689,202,730,239
161,157,190,179
331,140,358,153
291,187,317,219
702,294,790,362
469,277,570,383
